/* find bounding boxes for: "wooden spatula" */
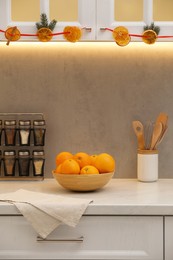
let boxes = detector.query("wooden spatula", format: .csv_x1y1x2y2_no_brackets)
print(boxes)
132,121,145,150
156,112,168,129
155,112,168,143
154,124,168,149
150,122,163,150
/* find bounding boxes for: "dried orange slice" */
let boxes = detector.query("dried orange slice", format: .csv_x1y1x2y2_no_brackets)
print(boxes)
113,26,131,47
142,30,157,44
5,27,21,41
37,28,53,42
63,26,82,42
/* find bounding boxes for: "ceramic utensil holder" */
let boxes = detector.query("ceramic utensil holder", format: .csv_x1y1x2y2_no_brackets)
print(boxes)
137,150,158,182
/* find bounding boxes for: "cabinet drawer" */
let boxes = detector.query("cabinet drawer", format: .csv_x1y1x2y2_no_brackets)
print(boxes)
0,216,163,259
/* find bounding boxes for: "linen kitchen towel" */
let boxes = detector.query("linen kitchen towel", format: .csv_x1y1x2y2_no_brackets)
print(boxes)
0,189,92,239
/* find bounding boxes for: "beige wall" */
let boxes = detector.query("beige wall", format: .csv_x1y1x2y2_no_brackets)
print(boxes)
0,42,172,178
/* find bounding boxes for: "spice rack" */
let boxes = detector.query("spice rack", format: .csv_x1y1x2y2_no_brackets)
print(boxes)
0,113,46,181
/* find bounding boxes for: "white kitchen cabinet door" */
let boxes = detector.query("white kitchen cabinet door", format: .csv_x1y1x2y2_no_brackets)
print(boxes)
165,216,173,260
0,0,95,41
0,215,163,259
96,0,173,41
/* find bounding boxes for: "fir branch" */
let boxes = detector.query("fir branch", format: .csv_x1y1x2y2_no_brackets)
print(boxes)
40,13,49,27
143,22,160,35
150,22,155,31
48,19,57,31
36,13,57,31
36,22,42,30
154,25,160,35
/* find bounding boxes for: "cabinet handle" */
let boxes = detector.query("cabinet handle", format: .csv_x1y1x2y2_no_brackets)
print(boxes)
100,27,106,31
36,236,84,243
82,27,92,32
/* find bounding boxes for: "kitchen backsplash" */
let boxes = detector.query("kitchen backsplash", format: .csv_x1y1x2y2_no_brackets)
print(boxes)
0,42,172,178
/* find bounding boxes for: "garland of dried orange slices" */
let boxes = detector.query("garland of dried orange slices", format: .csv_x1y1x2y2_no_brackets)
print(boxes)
4,13,82,46
2,14,173,46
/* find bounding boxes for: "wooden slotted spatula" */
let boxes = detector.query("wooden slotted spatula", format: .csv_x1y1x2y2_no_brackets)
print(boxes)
132,121,145,150
150,122,163,150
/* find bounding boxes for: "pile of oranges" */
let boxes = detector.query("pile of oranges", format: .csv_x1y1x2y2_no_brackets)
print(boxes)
54,152,116,175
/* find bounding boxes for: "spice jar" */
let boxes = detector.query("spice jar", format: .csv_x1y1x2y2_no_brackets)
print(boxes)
4,120,17,146
33,120,46,146
18,150,30,176
19,120,31,146
3,150,16,176
32,150,45,176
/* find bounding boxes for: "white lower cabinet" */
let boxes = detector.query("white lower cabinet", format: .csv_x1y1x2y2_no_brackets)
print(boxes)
0,216,163,260
165,216,173,260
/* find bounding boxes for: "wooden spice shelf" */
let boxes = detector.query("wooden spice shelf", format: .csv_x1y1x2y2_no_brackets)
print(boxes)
0,113,46,181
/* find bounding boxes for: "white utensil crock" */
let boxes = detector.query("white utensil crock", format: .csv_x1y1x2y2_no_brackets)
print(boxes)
137,150,158,182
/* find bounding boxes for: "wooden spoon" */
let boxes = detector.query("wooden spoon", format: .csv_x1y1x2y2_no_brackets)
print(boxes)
132,121,145,150
150,122,163,150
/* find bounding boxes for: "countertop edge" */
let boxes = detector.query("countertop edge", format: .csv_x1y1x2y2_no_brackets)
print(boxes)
1,203,173,216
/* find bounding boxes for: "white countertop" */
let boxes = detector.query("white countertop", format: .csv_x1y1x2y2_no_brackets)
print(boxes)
1,178,173,216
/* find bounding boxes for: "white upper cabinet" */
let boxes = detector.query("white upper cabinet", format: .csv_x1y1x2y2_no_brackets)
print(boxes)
0,0,96,41
0,0,173,42
97,0,173,41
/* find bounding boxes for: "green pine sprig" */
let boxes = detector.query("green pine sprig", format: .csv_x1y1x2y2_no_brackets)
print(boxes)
144,22,160,35
40,13,49,27
48,19,57,31
36,13,57,31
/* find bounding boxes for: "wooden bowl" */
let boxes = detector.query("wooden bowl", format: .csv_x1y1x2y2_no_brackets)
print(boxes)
52,171,114,192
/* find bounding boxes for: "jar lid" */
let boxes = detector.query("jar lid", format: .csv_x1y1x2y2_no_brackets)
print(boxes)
19,120,31,126
4,120,16,126
18,150,30,156
33,120,45,126
4,150,16,156
33,150,44,156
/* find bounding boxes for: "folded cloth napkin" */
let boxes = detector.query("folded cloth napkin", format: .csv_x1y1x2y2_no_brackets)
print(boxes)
0,189,92,239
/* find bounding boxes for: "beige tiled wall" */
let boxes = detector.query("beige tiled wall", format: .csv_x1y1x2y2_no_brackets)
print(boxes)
0,42,172,178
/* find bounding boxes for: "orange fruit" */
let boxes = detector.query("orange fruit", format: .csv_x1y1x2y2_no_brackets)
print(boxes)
142,30,157,44
80,165,99,175
94,153,116,173
37,28,53,42
54,164,62,174
73,152,91,169
61,159,80,174
90,154,98,166
55,152,73,166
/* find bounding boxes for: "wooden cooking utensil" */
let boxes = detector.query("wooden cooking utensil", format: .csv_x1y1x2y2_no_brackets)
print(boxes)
132,121,145,150
156,112,168,129
150,122,163,150
154,125,168,149
152,112,168,149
